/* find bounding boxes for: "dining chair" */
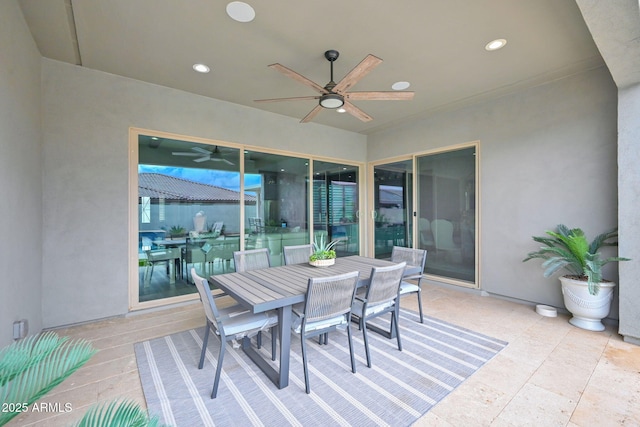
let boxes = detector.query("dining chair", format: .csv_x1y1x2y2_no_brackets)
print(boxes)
292,270,360,394
233,248,270,272
190,268,278,398
352,261,406,368
283,244,313,265
391,246,428,323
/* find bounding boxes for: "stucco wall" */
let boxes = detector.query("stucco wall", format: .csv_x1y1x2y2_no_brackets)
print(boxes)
41,59,366,328
367,67,619,311
618,83,640,343
0,1,44,347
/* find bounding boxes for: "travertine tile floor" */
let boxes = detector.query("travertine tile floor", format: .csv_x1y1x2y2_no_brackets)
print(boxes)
8,282,640,426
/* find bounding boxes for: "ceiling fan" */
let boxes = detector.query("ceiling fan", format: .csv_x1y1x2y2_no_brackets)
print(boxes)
171,146,234,165
255,50,414,123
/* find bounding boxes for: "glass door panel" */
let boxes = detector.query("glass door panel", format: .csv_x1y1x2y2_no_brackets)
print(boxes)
416,146,476,283
312,161,360,256
373,160,413,259
138,135,241,303
243,150,310,266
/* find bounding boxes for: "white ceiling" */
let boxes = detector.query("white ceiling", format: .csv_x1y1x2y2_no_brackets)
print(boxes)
18,0,604,135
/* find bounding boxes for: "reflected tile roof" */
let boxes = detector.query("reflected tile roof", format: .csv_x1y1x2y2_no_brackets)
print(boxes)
138,173,256,203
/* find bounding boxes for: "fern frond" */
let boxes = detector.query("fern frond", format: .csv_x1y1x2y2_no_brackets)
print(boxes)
75,399,164,427
0,334,96,426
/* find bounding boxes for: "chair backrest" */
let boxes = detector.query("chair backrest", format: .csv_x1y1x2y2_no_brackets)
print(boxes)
191,268,221,329
365,262,406,307
391,246,427,272
233,248,270,272
211,221,224,236
283,244,313,265
304,271,360,324
431,219,456,249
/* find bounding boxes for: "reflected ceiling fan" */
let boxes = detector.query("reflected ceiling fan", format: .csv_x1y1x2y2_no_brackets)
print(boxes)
255,50,414,123
171,146,234,165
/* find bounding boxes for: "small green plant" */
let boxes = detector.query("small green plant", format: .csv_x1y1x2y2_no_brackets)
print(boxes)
309,234,339,261
169,225,185,236
523,224,630,295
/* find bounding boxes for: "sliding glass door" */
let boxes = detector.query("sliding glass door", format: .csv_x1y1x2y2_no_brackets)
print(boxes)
312,161,360,256
133,130,362,308
137,135,241,303
372,160,413,259
243,150,310,266
416,146,476,284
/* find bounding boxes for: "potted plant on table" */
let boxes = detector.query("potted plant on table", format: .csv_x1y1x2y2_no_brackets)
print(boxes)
523,224,630,331
309,234,339,267
169,225,186,238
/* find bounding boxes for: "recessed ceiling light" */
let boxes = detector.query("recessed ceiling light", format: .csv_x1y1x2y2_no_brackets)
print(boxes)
485,38,507,51
192,63,210,73
392,81,411,90
226,2,255,22
336,107,346,113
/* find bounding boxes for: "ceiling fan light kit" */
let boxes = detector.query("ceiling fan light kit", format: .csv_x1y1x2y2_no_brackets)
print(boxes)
255,49,414,123
319,93,344,109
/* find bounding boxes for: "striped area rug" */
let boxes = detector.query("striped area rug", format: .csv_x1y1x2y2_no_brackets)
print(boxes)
134,309,507,427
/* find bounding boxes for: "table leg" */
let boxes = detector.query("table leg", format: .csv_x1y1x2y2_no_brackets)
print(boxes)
241,305,292,389
277,305,292,388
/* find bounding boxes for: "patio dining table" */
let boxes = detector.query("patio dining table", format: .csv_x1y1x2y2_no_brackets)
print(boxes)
209,255,399,389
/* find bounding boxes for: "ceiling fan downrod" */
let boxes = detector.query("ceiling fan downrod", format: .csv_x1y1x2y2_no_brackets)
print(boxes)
320,49,344,108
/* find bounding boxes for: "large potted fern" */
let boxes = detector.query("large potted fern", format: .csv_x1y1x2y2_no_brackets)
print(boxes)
523,224,630,331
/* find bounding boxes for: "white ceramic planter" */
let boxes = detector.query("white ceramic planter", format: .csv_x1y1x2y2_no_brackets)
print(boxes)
309,258,335,267
559,276,615,332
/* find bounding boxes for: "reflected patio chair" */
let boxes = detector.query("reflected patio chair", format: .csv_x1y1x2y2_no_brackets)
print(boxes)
191,269,278,398
233,248,271,272
218,237,240,273
418,217,434,248
292,270,360,394
283,244,313,265
431,219,461,261
352,262,406,368
391,246,428,323
144,248,180,286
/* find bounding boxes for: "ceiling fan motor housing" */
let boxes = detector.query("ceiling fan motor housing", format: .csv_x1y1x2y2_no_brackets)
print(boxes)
324,50,339,62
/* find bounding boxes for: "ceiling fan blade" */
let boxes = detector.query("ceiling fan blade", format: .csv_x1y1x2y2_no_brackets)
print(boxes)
191,147,212,155
222,159,235,165
343,101,373,122
254,96,320,103
346,91,415,101
300,105,323,123
172,152,201,156
269,63,327,94
193,156,211,163
332,54,383,95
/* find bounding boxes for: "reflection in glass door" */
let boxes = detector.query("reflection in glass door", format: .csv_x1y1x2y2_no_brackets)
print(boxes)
243,151,310,266
312,161,359,256
416,146,476,283
137,136,241,303
373,160,413,259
